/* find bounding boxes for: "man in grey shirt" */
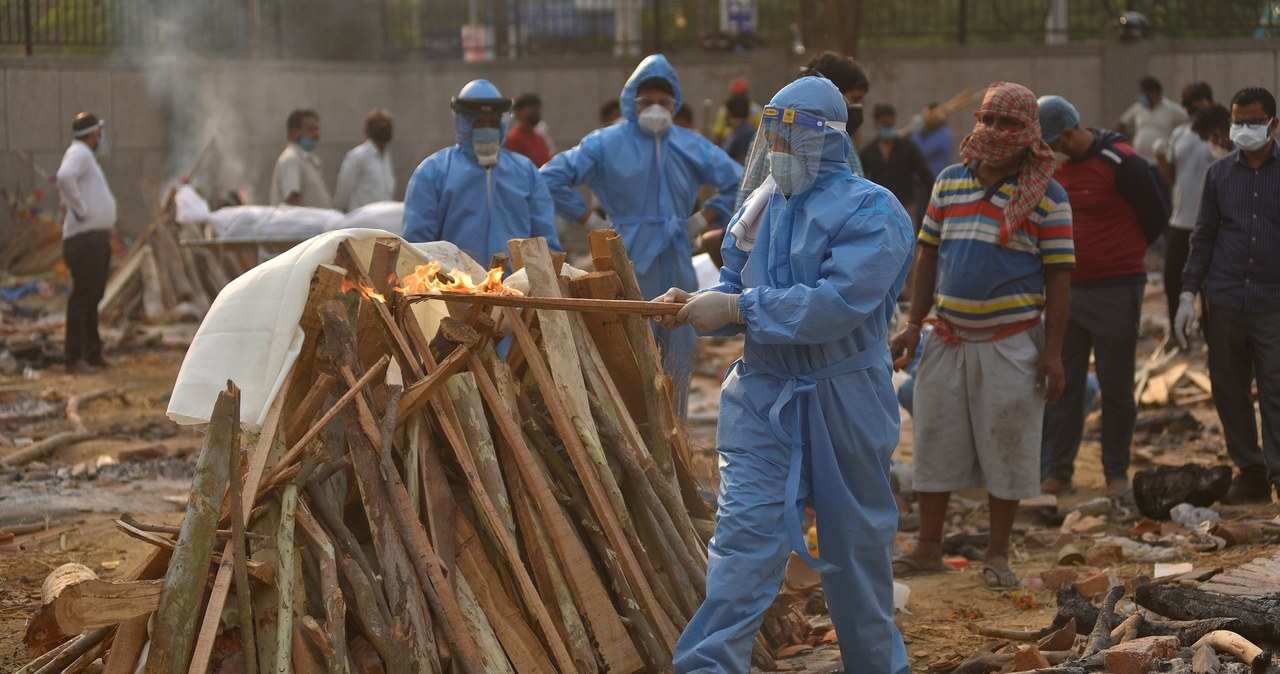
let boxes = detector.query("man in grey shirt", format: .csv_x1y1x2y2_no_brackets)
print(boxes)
270,109,332,208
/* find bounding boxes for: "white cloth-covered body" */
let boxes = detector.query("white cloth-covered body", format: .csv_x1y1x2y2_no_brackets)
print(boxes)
167,229,483,428
56,140,117,238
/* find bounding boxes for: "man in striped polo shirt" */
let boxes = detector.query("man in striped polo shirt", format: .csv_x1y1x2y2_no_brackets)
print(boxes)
889,82,1074,589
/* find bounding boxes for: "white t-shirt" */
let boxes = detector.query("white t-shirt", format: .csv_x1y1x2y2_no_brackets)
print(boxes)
55,139,117,239
1120,97,1188,163
270,143,332,209
1166,123,1215,232
333,139,395,212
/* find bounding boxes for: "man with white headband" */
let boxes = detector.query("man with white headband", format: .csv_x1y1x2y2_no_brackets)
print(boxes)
659,75,914,674
56,112,117,375
403,79,559,265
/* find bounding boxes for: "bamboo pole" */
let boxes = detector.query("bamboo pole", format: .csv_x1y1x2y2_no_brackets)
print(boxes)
273,483,300,674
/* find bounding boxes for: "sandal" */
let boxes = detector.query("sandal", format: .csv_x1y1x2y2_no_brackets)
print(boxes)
980,563,1019,590
891,554,952,578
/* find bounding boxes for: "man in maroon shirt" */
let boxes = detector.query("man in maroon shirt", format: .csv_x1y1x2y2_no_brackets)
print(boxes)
1036,95,1167,503
503,92,552,167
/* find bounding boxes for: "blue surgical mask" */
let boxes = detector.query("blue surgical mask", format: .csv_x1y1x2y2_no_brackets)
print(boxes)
1137,93,1151,107
769,151,806,195
298,136,318,152
878,126,898,141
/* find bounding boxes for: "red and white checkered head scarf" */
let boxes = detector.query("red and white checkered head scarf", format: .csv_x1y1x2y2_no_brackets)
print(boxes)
959,82,1056,247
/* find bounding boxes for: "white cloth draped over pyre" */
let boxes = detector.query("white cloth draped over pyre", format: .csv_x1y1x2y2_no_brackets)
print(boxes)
19,229,809,673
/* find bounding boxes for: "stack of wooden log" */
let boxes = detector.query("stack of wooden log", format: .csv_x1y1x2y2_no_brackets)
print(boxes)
97,194,253,326
19,232,808,673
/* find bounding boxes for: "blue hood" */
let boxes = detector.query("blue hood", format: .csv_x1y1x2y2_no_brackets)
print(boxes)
453,79,509,151
767,76,852,170
620,54,683,125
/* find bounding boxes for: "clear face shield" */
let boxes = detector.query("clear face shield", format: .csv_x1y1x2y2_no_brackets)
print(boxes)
738,106,843,200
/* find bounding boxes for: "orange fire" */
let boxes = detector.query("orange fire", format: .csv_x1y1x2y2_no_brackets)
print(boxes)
396,261,523,297
340,277,387,303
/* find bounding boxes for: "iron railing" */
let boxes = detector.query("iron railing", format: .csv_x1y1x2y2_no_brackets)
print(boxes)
0,0,1270,60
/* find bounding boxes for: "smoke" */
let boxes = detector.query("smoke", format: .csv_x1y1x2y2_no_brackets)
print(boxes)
140,2,253,202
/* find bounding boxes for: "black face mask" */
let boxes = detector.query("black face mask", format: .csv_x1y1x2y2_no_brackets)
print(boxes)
370,127,393,145
847,105,864,134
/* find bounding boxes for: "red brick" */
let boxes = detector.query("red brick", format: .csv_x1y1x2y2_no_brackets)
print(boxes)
1085,544,1125,567
1071,571,1111,599
1039,567,1080,591
1013,645,1050,670
1102,636,1179,674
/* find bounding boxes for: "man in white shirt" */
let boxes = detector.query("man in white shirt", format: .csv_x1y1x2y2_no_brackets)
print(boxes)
1118,76,1189,164
269,109,332,208
55,112,117,374
334,108,395,211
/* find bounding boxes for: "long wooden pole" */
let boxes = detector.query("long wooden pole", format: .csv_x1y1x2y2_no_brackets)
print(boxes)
407,291,680,316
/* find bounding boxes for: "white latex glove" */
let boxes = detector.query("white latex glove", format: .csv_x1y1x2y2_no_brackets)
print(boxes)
687,211,709,247
676,291,742,333
584,212,611,232
651,287,691,328
1174,291,1197,349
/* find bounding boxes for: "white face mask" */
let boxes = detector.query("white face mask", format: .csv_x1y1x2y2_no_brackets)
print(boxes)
638,105,673,137
472,126,501,167
1229,121,1273,152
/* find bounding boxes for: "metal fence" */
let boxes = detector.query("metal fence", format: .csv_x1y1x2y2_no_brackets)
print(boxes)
0,0,1271,59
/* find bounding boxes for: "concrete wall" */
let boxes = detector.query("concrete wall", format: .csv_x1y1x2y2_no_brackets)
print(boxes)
4,39,1280,236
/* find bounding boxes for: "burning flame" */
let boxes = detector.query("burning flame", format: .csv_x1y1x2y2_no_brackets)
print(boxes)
340,277,386,303
396,261,523,297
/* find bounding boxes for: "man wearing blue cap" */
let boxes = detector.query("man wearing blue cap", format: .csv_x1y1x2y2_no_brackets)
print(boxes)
1036,95,1167,502
404,79,560,265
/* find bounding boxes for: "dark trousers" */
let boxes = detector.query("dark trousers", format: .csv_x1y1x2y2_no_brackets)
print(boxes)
1163,227,1192,331
1042,282,1143,483
63,230,111,364
1204,302,1280,483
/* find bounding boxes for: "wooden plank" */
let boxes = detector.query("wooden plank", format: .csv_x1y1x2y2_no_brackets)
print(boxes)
567,271,648,427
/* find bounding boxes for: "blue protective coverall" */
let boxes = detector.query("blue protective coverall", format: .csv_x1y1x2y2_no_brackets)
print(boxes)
540,54,743,411
673,77,913,674
402,82,560,265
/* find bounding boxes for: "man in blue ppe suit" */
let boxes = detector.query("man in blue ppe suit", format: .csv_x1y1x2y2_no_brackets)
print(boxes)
541,55,742,414
656,76,914,674
403,79,560,265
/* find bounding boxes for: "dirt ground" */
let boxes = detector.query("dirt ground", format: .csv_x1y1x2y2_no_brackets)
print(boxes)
1,280,1277,673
